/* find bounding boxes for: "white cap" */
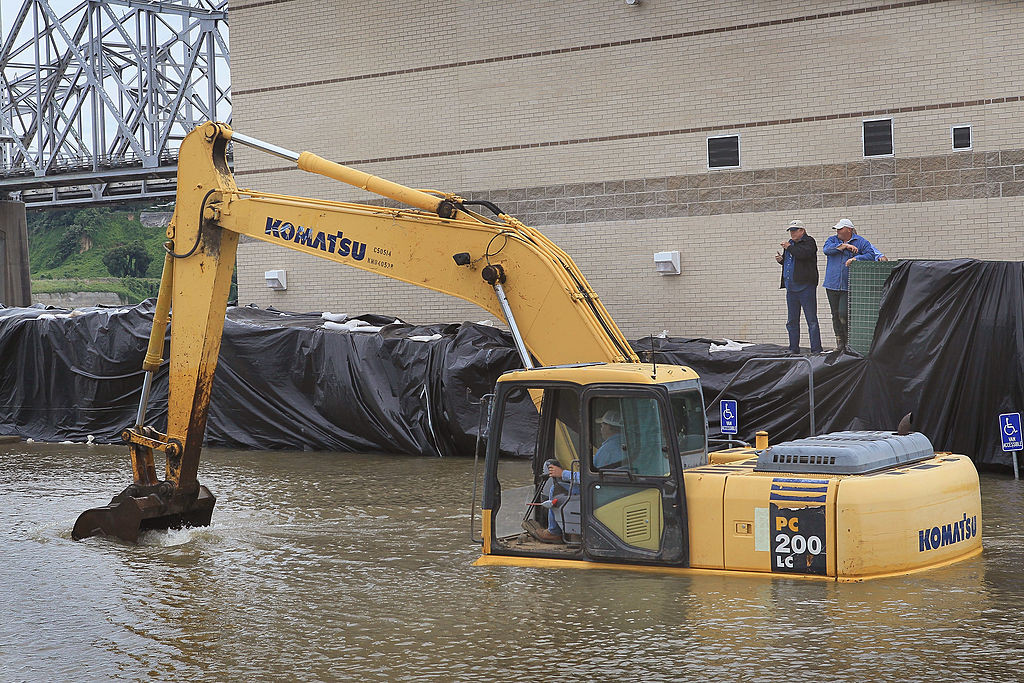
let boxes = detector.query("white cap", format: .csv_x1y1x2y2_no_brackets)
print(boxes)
832,218,855,230
596,410,623,428
787,219,805,231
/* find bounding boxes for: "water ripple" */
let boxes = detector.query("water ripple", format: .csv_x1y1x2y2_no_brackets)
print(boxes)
1,446,1021,681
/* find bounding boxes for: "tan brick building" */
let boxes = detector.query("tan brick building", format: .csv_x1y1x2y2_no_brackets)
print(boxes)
229,0,1024,346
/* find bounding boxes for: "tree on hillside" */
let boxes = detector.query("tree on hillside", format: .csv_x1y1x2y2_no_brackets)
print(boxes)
49,223,93,267
103,242,152,278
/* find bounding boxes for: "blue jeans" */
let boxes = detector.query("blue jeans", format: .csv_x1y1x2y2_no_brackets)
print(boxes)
825,288,849,348
786,285,822,353
546,478,577,533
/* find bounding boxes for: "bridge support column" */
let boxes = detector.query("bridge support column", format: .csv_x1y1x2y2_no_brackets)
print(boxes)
0,200,32,306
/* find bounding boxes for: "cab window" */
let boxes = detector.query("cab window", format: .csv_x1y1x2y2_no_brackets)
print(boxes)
587,395,671,477
490,384,581,545
669,385,707,469
548,386,582,471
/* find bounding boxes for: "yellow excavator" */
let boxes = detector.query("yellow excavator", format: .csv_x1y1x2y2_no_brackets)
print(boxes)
73,123,981,581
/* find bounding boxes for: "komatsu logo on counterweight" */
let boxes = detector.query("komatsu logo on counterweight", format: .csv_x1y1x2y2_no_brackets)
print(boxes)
918,513,977,552
264,217,366,261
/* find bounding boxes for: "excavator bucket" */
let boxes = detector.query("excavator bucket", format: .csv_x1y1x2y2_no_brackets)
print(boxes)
72,484,216,543
72,242,221,544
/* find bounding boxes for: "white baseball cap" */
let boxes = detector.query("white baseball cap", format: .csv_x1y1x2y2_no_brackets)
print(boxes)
832,218,855,230
596,410,623,428
787,219,805,231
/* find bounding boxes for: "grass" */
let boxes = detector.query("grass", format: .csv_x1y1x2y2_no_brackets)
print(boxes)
28,204,168,280
28,204,236,305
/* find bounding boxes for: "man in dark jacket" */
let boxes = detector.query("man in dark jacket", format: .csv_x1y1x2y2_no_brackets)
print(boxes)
776,219,822,354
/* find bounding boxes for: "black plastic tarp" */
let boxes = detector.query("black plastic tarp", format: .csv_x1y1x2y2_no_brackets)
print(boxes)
0,302,523,457
0,259,1020,468
868,259,1023,467
650,259,1023,469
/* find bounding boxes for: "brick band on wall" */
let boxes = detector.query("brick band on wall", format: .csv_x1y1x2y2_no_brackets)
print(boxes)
239,148,1024,227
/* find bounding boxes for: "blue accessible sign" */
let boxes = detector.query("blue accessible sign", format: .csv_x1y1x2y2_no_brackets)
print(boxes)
721,399,738,435
1000,413,1022,452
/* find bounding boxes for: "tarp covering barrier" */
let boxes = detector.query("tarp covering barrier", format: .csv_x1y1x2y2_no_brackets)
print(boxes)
0,303,524,457
0,259,1020,469
869,259,1022,468
650,259,1023,469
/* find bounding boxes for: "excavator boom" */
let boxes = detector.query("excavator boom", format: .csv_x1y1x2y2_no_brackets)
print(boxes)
73,122,638,542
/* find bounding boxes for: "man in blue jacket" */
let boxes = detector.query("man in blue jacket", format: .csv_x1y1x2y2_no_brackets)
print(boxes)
777,219,822,354
822,218,885,350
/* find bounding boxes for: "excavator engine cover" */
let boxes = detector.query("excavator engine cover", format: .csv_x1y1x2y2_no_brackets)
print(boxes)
72,483,216,543
754,431,935,474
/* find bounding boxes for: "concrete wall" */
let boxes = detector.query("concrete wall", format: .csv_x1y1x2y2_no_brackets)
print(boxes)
33,291,124,308
0,200,32,307
228,0,1024,345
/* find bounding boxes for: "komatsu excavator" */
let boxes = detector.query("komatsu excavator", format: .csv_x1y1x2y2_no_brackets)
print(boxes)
73,123,981,581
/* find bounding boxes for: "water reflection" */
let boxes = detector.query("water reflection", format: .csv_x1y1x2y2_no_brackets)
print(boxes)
1,443,1022,680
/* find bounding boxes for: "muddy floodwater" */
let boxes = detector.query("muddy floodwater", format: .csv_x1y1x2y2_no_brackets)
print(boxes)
2,442,1023,681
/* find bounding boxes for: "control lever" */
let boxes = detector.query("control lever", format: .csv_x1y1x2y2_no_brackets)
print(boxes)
528,496,566,509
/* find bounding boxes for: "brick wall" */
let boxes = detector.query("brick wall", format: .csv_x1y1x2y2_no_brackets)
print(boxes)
229,0,1024,346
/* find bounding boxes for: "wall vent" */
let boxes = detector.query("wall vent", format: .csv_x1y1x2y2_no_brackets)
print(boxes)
863,119,893,157
708,135,740,168
952,125,972,150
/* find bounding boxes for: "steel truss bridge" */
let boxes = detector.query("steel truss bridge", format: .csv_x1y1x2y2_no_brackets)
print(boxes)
0,0,229,208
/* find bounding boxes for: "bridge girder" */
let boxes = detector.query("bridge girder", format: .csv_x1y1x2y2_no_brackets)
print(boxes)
0,0,230,207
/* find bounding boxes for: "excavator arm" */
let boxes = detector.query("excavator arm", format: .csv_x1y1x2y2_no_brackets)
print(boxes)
73,122,637,542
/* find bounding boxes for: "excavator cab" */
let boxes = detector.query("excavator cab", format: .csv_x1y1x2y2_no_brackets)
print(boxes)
480,364,707,566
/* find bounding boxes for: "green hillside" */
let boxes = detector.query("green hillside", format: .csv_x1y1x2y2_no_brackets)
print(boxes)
28,204,236,304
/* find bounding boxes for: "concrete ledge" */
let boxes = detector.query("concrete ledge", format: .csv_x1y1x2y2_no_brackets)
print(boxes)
33,291,124,308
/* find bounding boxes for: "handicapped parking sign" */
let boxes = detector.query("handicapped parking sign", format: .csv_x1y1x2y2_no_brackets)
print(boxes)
721,400,738,435
1000,413,1022,452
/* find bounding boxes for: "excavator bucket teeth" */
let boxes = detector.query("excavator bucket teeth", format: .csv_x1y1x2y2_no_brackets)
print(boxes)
72,485,216,543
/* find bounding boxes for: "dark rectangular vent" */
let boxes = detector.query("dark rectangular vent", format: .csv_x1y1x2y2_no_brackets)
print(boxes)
952,125,972,150
863,119,893,157
708,135,739,168
772,454,837,466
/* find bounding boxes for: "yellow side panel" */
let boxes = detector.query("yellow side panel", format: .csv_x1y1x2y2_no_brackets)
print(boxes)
835,455,981,579
683,470,725,569
709,448,757,465
722,474,838,576
593,488,663,551
722,475,773,573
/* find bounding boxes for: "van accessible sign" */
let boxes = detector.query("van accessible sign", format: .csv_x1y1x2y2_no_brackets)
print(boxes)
720,400,738,435
1000,412,1022,452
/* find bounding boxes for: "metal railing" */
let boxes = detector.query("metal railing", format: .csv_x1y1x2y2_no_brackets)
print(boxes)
705,356,816,446
0,0,229,203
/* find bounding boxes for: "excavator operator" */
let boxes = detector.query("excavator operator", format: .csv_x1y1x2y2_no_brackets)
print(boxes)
526,409,624,544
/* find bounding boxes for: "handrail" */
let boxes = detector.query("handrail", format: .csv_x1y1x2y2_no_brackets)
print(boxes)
707,356,816,439
708,437,751,449
469,393,494,545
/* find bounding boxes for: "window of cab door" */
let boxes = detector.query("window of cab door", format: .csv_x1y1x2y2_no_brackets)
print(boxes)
585,391,672,478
